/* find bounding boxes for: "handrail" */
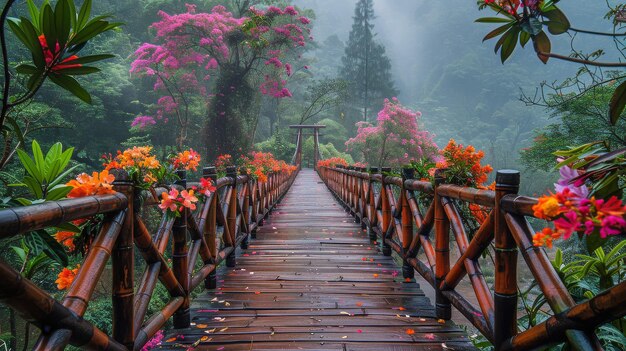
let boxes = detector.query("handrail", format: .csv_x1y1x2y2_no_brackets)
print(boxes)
0,164,298,351
318,165,613,351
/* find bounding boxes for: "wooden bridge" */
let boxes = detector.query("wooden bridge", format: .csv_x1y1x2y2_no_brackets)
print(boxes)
1,154,626,350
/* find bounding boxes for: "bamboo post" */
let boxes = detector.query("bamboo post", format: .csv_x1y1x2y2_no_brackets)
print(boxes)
110,169,135,348
240,167,250,250
226,166,238,268
380,167,392,256
368,167,378,242
434,168,451,320
204,166,218,289
494,170,520,350
401,167,415,280
172,169,190,328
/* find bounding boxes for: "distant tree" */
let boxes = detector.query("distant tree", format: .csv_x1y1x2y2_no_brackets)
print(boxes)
340,0,397,124
345,98,438,168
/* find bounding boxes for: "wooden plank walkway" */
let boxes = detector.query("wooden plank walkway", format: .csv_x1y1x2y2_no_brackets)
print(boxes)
157,169,475,351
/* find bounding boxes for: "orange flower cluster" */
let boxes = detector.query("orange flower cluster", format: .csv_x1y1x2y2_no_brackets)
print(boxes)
55,231,76,252
56,264,80,290
236,152,297,183
159,188,199,217
440,139,493,187
532,189,626,248
171,148,201,171
215,154,233,174
66,170,116,198
317,157,349,168
103,146,161,185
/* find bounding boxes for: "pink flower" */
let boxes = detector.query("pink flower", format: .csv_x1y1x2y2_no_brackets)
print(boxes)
159,189,179,212
180,190,198,210
553,210,580,240
600,215,626,238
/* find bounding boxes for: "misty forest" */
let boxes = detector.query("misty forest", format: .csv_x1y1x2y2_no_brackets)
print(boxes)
2,1,626,350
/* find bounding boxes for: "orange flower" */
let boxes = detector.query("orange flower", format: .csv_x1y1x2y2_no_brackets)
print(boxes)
171,149,201,171
532,195,562,219
56,264,80,290
66,170,116,198
406,329,415,335
532,227,560,248
54,231,76,252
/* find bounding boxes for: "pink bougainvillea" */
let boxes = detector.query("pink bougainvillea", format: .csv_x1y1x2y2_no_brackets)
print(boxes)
345,98,439,167
129,3,311,150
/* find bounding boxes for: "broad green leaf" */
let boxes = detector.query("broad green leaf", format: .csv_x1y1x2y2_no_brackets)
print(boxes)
26,0,41,29
41,4,58,50
500,27,520,63
585,233,603,255
22,176,43,198
609,79,626,125
533,31,551,63
520,31,531,47
55,0,72,46
56,66,100,75
7,18,35,52
69,20,109,46
15,63,39,75
16,148,41,183
482,22,513,42
48,163,78,189
48,74,91,103
37,230,69,266
31,140,45,178
46,185,72,201
55,222,81,233
476,17,514,23
543,8,570,35
76,0,92,31
66,54,115,64
10,246,27,262
24,231,46,256
19,17,45,68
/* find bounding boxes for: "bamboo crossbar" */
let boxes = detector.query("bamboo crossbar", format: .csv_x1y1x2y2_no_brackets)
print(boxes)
317,165,625,351
0,164,298,351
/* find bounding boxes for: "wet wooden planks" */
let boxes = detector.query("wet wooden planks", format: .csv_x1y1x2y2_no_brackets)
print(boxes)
157,169,475,351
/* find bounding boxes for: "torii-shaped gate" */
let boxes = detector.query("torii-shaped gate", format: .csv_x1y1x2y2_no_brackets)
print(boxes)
290,124,325,169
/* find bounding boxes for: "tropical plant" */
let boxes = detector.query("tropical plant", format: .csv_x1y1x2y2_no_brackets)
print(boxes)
0,0,120,171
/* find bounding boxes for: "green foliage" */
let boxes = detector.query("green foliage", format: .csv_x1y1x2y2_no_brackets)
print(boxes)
255,131,295,162
8,0,120,103
9,140,76,205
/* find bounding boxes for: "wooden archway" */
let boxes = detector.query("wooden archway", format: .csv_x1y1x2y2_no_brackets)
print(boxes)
290,125,326,169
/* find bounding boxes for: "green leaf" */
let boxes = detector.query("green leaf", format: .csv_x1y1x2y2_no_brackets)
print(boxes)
483,22,514,42
609,79,626,125
68,0,77,33
22,176,43,198
10,246,27,263
19,17,46,69
500,27,520,63
585,233,604,255
31,140,45,179
476,17,514,23
69,20,109,46
37,230,68,266
7,18,35,52
55,222,81,233
533,31,551,64
55,66,100,75
76,0,91,31
520,31,531,48
26,0,41,30
48,74,91,103
67,54,115,64
48,163,78,189
55,0,72,47
15,63,40,75
41,4,58,50
543,8,570,35
16,148,41,183
24,231,46,256
46,185,72,201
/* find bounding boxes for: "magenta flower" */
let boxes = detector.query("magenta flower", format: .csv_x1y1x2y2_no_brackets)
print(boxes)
554,210,580,240
600,215,626,238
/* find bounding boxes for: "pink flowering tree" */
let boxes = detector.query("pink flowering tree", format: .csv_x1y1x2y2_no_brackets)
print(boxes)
130,3,311,156
345,98,439,168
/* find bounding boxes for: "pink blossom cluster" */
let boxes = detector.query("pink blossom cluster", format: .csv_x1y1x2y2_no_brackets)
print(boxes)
131,115,157,129
129,3,311,130
345,98,439,166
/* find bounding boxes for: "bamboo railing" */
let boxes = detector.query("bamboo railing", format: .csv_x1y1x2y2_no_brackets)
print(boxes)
318,165,626,351
0,165,298,351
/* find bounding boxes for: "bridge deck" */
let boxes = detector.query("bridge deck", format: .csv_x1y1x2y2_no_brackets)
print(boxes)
157,169,474,350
